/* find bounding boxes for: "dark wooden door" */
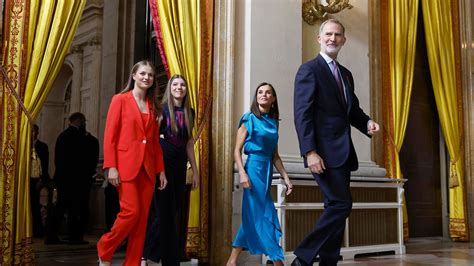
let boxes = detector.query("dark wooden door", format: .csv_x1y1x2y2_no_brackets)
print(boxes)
399,8,442,237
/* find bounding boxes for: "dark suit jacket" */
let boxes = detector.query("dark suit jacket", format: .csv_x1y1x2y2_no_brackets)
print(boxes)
294,54,371,171
54,125,92,199
85,132,100,185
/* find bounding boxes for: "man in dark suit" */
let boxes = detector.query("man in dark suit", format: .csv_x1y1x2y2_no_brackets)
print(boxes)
293,19,380,266
45,112,99,245
83,123,100,236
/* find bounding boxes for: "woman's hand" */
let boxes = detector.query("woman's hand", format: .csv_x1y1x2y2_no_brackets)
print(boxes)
239,170,251,189
192,172,199,190
283,177,293,196
157,171,167,190
107,167,120,187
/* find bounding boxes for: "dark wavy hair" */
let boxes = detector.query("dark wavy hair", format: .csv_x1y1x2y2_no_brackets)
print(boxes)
250,82,279,120
121,60,161,117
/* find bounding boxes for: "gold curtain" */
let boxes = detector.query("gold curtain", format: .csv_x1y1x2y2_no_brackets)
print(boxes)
1,1,31,264
382,0,419,239
0,0,86,264
421,0,468,241
150,0,213,260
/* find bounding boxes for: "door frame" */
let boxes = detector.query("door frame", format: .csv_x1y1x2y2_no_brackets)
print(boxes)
439,128,449,238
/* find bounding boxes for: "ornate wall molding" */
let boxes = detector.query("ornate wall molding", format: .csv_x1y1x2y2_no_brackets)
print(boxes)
70,45,83,54
302,0,353,24
87,36,101,46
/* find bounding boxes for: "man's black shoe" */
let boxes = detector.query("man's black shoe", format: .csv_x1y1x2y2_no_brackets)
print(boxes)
291,256,309,266
44,238,67,245
68,239,89,245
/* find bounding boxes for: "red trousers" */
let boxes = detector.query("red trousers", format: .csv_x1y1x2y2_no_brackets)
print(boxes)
97,168,155,265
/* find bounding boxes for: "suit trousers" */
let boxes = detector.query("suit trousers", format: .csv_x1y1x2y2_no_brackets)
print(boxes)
294,165,352,265
30,178,44,237
97,167,154,265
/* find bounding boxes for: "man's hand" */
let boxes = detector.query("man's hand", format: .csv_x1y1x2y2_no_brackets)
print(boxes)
367,120,380,135
307,151,325,174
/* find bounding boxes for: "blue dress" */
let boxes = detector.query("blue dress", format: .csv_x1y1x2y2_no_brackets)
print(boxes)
232,112,284,261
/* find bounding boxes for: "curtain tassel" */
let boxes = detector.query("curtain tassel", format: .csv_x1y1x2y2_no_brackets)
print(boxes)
449,161,459,188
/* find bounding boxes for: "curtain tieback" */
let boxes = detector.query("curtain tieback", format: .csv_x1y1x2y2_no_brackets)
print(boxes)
0,65,34,126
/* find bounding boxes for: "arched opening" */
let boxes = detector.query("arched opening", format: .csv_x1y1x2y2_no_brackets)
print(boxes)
37,63,73,176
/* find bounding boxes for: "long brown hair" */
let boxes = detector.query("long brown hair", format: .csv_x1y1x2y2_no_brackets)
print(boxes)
250,82,280,120
121,60,161,116
162,74,194,136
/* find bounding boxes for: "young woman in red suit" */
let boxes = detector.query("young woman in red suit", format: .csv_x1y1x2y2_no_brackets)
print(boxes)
97,60,168,266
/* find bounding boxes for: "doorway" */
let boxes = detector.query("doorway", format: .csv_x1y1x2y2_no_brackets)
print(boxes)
399,6,444,238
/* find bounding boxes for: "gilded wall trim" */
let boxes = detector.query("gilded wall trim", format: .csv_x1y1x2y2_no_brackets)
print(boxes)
210,0,235,264
302,0,353,24
369,0,384,167
459,0,474,240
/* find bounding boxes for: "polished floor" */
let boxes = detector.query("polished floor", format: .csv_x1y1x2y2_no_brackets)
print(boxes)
34,236,474,265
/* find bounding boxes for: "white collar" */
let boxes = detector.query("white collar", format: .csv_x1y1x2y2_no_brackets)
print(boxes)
320,52,336,65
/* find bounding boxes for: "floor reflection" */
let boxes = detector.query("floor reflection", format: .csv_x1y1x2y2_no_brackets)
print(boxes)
34,236,474,265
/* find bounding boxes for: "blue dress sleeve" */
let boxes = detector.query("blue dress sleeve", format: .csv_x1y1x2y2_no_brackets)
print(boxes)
239,112,253,135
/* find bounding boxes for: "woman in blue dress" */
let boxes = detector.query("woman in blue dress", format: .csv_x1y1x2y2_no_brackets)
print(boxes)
227,82,293,266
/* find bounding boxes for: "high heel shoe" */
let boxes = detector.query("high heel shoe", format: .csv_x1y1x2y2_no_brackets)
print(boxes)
98,258,111,266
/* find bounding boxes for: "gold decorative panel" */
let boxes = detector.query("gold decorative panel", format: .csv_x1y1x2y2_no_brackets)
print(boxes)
351,187,398,202
285,210,324,250
349,209,398,246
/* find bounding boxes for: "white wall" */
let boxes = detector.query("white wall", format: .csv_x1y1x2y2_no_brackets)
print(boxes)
235,0,301,159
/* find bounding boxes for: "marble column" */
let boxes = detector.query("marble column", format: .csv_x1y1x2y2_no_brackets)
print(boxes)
82,37,102,137
210,0,235,264
68,45,83,114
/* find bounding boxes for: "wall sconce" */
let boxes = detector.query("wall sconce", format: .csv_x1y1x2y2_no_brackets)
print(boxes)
302,0,353,25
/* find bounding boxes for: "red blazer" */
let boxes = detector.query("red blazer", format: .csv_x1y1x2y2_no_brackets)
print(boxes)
103,91,164,181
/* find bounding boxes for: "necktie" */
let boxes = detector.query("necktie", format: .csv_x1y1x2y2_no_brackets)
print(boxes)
330,60,346,104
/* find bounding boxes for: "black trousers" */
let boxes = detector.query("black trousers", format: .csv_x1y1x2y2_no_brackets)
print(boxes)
45,182,90,242
30,178,44,237
143,141,190,265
